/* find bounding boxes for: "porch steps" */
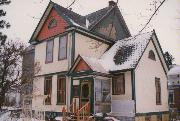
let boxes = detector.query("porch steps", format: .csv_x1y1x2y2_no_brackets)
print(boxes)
62,101,93,121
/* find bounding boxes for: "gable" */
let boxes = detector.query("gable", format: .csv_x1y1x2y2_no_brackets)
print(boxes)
37,8,68,41
136,39,167,75
92,7,130,40
74,59,92,72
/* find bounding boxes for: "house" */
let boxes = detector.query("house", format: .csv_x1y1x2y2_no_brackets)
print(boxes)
168,65,180,119
27,1,169,120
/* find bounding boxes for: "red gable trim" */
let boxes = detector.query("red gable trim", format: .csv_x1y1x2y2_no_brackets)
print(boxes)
37,8,68,41
74,59,92,72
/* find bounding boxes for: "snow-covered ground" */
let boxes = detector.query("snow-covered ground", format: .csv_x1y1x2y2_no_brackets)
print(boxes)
0,111,39,121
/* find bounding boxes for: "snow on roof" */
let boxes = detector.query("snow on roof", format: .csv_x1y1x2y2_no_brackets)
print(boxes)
100,31,153,71
168,65,180,75
81,56,108,74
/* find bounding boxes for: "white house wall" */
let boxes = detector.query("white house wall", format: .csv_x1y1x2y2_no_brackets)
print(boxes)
135,40,169,113
34,33,72,76
75,33,109,59
112,71,132,100
32,75,71,112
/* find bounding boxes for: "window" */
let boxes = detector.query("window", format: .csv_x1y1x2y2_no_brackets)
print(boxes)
48,18,57,29
46,40,54,63
57,77,66,105
145,116,151,121
155,77,161,105
112,74,125,95
157,115,162,121
169,91,174,104
58,36,67,60
148,50,156,60
44,76,52,105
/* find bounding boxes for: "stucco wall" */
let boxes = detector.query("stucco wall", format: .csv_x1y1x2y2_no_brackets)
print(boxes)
135,40,169,113
112,71,132,100
34,33,71,76
75,33,109,59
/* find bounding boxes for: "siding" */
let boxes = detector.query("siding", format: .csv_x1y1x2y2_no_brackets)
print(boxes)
37,8,68,41
112,71,132,100
34,34,71,76
32,75,71,112
75,33,109,59
135,40,169,113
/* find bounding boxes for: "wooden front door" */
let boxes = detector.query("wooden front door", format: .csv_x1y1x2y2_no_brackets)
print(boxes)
80,80,91,108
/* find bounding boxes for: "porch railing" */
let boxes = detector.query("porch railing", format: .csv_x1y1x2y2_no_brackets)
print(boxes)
62,100,92,121
76,101,90,121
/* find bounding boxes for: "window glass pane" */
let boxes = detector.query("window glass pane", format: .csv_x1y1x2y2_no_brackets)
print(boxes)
57,77,66,104
113,74,125,95
155,78,161,104
59,36,67,60
44,76,52,105
102,80,111,103
46,40,53,62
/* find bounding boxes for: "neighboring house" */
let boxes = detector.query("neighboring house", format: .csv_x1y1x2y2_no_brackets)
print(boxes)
27,1,169,121
168,65,180,118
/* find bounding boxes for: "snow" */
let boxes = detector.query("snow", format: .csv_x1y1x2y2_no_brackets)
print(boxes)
104,117,120,121
77,31,154,73
168,65,180,75
55,116,63,121
95,113,103,117
68,18,88,29
0,111,40,121
81,56,108,74
100,31,153,71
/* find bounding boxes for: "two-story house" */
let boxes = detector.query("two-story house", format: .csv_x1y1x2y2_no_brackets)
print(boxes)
28,1,169,121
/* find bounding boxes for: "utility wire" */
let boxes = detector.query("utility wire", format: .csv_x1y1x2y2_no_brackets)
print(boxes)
138,0,167,33
66,0,76,9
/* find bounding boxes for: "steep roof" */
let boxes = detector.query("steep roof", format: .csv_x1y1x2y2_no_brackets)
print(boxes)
81,56,108,73
100,31,153,71
52,2,86,27
85,6,113,28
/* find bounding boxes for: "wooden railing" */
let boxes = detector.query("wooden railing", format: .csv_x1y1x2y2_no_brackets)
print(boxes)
62,100,91,121
76,101,90,121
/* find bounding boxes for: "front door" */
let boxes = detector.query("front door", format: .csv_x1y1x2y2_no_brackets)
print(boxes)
80,80,91,108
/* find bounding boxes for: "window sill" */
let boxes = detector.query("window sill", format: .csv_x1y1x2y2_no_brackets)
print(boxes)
56,103,66,105
45,61,53,64
112,93,125,95
45,103,51,105
156,103,162,105
58,58,67,61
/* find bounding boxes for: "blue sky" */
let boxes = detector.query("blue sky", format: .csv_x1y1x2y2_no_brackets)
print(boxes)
3,0,180,64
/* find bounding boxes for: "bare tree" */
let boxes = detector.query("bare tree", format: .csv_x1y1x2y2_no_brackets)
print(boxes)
0,40,25,110
0,0,11,45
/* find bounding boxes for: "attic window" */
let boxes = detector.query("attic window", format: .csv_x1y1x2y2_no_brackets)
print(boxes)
148,50,156,61
114,45,135,65
48,18,57,29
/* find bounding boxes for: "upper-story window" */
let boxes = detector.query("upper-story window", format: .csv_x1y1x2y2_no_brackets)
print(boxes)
148,50,156,61
112,74,125,95
48,18,57,29
155,77,161,105
46,39,54,63
59,36,67,60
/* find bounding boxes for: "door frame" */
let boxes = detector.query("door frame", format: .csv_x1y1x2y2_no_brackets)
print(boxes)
71,77,94,113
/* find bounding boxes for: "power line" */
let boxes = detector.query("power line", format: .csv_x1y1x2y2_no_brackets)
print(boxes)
138,0,167,33
66,0,76,9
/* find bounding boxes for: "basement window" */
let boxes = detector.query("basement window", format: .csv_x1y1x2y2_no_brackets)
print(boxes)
48,18,57,29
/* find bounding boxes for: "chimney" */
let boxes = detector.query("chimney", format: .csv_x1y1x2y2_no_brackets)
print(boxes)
109,1,116,7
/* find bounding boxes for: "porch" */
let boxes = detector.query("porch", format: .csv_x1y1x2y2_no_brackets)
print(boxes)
65,55,135,120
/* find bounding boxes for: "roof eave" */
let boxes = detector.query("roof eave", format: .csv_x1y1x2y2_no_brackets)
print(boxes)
66,25,115,44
